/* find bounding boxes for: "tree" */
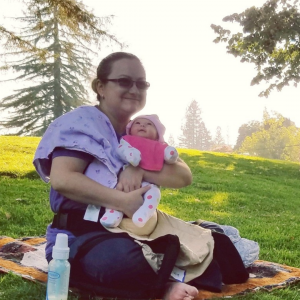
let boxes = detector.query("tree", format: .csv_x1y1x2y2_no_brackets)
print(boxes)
239,112,300,161
178,100,211,150
200,125,212,151
212,126,225,148
0,0,123,135
0,0,108,58
234,120,261,150
211,0,300,97
0,25,44,59
167,134,177,147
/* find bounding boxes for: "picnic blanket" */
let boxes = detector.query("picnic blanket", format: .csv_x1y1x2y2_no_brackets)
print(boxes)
1,236,300,299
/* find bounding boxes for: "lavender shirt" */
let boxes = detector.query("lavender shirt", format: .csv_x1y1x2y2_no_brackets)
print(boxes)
33,105,125,259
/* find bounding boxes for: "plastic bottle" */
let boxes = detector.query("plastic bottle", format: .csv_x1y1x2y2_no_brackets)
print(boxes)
46,233,71,300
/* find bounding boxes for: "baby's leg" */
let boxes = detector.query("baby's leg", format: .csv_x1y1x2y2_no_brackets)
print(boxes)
100,208,123,228
116,139,141,167
132,182,161,227
164,146,179,164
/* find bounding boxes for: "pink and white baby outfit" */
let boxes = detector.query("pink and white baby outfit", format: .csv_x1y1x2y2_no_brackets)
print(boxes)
100,115,179,228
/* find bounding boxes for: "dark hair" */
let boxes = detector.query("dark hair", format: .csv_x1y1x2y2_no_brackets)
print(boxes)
91,52,144,102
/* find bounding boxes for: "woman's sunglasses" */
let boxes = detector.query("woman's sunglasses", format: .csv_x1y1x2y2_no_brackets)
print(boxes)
104,78,150,90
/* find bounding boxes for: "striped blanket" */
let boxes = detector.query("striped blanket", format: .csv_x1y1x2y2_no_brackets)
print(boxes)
1,236,300,299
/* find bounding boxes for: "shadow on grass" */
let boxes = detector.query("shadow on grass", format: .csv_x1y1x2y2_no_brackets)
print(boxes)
180,152,300,179
0,170,40,179
165,151,300,223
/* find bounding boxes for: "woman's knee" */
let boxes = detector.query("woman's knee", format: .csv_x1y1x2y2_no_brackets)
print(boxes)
79,237,157,287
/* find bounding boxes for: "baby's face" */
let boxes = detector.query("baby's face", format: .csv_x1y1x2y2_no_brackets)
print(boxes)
130,118,158,140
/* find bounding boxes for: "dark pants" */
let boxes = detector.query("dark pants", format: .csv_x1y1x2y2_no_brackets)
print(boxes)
48,221,248,294
75,236,158,290
68,230,248,293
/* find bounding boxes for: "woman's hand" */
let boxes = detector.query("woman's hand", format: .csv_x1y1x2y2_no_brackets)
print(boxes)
116,165,145,192
122,185,151,218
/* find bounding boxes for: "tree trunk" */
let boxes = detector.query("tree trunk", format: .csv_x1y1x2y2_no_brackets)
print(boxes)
53,5,63,119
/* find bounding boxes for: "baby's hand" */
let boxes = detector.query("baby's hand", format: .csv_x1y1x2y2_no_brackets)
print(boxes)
117,139,141,166
164,146,178,164
125,147,141,166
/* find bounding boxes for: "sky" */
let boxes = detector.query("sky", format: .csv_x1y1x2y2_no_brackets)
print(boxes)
0,0,299,145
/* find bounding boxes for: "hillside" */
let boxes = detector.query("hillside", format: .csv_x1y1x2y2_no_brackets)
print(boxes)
1,135,300,299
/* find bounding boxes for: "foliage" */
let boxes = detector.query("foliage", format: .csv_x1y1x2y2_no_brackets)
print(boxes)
0,24,45,59
212,126,225,148
1,136,300,299
238,112,300,161
167,133,176,147
0,0,123,136
211,0,300,97
178,100,212,150
0,0,119,58
234,120,261,150
211,127,234,153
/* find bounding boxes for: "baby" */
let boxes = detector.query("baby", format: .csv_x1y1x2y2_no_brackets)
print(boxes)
100,114,178,228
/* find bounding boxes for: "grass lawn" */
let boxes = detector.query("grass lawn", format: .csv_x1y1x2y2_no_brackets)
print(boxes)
1,136,300,299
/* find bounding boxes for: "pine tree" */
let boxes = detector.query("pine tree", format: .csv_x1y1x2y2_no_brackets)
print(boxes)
200,124,212,151
0,25,43,57
178,100,211,150
167,134,176,147
0,0,122,135
0,0,109,56
212,126,225,148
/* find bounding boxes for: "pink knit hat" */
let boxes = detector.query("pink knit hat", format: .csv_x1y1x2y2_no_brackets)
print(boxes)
126,114,166,142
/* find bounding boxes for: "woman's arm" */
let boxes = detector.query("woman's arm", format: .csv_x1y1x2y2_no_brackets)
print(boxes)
50,156,150,217
144,157,192,188
116,157,192,192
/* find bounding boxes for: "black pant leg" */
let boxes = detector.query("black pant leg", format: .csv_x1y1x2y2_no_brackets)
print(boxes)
212,231,249,284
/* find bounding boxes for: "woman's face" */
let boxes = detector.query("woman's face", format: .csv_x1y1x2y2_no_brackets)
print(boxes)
97,58,147,119
130,118,158,140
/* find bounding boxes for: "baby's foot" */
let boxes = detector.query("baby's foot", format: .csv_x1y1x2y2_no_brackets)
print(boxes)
163,282,200,300
132,184,161,227
100,209,123,228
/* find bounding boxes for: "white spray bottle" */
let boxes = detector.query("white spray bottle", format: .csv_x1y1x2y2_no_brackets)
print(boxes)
46,233,71,300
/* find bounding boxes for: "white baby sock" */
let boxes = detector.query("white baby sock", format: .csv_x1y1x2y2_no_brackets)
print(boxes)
132,183,161,227
100,208,123,228
164,146,179,164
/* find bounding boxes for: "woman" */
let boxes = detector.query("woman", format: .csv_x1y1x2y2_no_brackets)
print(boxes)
34,52,248,300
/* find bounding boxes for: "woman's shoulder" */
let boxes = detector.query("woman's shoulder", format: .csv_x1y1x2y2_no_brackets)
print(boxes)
65,105,102,118
52,105,108,128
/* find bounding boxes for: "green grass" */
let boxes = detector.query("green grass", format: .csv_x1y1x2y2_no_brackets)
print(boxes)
1,136,300,299
0,136,41,178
